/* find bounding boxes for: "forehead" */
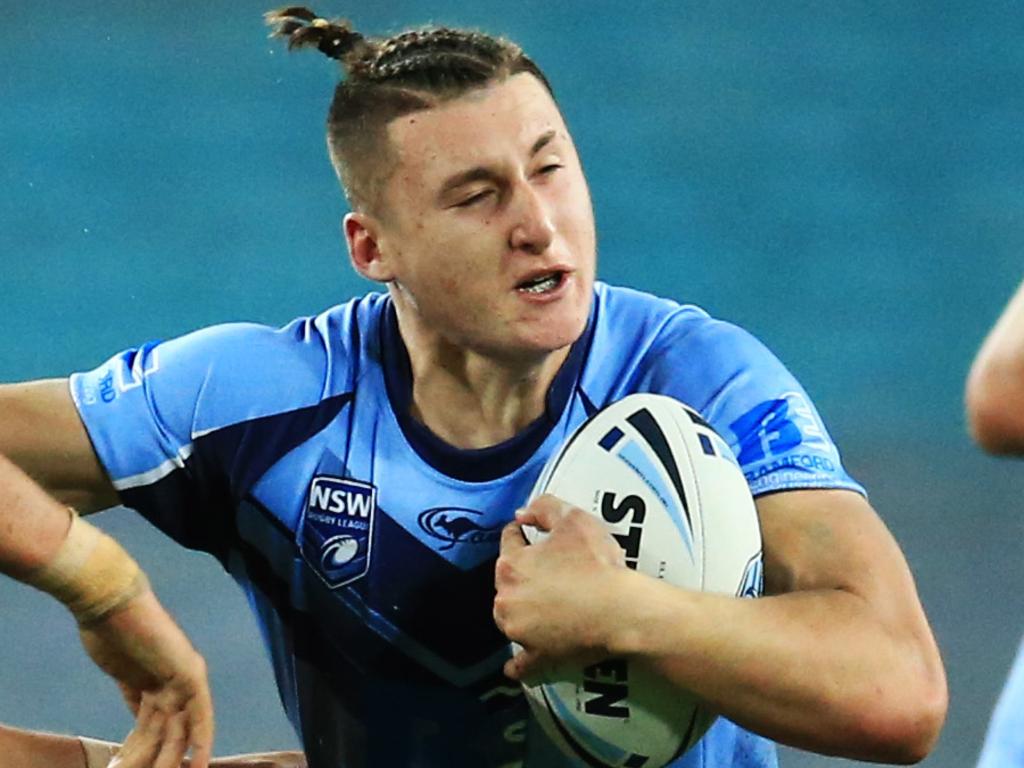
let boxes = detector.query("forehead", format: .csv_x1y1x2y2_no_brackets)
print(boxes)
386,73,570,184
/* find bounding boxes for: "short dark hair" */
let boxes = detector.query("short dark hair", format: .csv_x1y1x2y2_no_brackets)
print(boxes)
266,7,556,213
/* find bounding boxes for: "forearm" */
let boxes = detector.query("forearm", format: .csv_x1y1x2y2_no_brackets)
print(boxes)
0,724,88,768
0,453,76,577
498,491,947,762
0,725,303,768
1,454,148,629
604,571,945,763
205,751,307,767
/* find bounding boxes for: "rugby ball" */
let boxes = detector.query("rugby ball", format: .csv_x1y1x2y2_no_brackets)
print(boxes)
519,393,764,768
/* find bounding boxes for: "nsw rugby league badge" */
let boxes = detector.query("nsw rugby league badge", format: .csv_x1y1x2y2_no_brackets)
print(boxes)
299,475,377,588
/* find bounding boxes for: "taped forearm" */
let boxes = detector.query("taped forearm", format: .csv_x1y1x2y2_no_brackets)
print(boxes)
22,510,150,625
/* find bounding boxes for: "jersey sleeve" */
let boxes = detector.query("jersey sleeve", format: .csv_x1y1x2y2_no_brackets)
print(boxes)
642,308,865,498
69,318,332,558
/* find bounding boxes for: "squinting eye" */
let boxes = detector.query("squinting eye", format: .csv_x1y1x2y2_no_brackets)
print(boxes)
455,190,493,208
539,164,563,174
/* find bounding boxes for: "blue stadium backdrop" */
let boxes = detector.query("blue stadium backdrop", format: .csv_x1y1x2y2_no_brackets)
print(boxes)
2,3,1023,767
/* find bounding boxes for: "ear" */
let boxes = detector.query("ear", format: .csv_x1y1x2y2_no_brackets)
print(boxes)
344,212,396,283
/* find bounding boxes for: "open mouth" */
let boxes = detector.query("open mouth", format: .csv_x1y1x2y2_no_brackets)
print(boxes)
516,271,566,295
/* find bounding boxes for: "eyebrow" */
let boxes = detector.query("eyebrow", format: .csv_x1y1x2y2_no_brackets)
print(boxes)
437,129,560,199
530,128,557,156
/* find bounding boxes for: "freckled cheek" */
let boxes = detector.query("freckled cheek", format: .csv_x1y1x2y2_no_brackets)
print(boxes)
424,229,506,304
432,266,475,307
438,274,461,294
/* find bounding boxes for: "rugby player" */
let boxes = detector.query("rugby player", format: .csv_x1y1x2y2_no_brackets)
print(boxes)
0,7,947,766
966,276,1024,767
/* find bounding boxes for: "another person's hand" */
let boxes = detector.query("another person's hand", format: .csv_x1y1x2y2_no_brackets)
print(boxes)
82,590,213,768
493,494,629,682
0,453,215,768
109,707,301,768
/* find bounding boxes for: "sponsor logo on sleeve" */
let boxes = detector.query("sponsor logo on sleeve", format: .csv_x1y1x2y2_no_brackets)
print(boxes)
730,393,836,484
82,347,162,407
116,345,160,393
299,475,376,588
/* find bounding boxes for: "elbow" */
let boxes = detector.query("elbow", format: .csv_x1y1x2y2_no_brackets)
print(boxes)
965,396,1015,454
965,362,1024,455
892,683,948,764
856,669,948,764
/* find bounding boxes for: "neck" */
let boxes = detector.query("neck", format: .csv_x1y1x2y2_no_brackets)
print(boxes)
392,300,572,450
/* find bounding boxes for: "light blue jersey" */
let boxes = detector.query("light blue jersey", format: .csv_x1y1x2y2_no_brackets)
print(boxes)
70,282,864,768
977,637,1024,767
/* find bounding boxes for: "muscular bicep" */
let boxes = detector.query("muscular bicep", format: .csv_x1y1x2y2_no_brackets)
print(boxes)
0,379,118,512
757,489,933,634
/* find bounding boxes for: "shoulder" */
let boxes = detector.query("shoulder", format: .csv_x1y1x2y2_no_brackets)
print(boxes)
72,292,390,435
594,282,706,333
594,282,752,353
588,284,864,497
163,291,386,372
590,283,775,405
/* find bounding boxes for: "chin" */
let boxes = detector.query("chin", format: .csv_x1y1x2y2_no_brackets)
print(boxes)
517,309,589,356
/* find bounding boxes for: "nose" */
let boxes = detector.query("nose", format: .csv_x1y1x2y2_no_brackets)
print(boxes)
508,182,555,255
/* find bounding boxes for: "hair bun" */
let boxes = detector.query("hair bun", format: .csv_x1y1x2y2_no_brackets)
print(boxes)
265,6,365,62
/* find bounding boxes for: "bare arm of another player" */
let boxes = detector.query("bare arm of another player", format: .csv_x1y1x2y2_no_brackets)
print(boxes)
116,712,308,768
0,379,119,512
966,278,1024,454
0,453,214,768
496,490,947,764
0,725,90,768
0,725,306,768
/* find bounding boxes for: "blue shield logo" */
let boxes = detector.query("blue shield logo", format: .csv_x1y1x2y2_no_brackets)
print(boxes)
300,476,377,589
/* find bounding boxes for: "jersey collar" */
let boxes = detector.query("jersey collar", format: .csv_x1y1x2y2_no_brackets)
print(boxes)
380,297,596,482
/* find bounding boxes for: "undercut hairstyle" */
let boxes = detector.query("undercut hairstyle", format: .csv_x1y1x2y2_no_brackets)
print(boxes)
265,6,556,214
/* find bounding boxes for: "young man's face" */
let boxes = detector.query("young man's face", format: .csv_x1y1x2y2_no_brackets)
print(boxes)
374,72,597,360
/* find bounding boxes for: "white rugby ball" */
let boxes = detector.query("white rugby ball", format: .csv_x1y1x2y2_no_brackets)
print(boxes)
519,393,764,768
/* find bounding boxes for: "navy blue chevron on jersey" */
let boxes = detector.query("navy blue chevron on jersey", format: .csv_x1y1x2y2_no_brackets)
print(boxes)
70,282,864,768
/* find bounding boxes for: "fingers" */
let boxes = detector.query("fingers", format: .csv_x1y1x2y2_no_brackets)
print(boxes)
152,711,190,768
504,647,544,686
504,654,520,680
110,686,213,768
496,521,532,593
499,521,527,554
109,699,162,768
516,494,573,531
185,674,215,768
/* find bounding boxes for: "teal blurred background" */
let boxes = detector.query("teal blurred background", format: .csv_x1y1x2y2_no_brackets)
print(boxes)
2,2,1023,766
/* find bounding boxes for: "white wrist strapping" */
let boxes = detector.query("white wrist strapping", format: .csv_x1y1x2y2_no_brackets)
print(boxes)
78,736,119,768
24,510,150,626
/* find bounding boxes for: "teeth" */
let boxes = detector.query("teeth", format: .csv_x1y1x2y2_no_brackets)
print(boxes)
519,273,560,293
